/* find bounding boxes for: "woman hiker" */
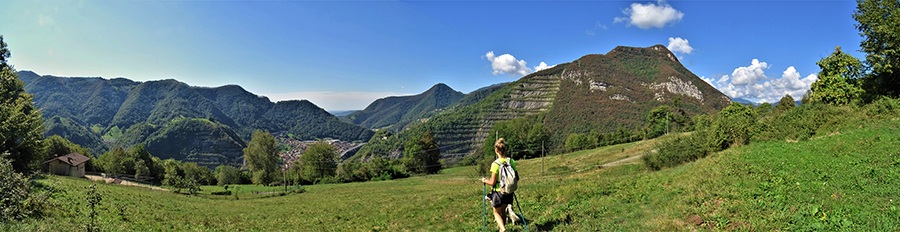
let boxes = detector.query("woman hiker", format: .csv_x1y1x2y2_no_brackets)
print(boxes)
481,138,518,232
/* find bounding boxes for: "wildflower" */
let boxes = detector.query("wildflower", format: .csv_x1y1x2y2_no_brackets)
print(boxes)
820,212,827,220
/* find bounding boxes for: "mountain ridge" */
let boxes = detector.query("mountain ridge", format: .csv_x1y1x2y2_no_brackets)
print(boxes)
18,71,374,165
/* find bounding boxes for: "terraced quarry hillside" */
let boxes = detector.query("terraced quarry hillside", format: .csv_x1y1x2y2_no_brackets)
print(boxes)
360,45,730,162
435,73,562,158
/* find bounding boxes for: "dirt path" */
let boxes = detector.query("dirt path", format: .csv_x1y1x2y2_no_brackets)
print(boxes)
85,175,169,191
600,155,643,167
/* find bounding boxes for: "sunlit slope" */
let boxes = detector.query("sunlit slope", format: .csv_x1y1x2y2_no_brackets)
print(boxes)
13,118,900,231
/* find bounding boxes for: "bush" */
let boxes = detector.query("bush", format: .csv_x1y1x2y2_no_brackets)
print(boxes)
758,103,853,141
642,135,705,171
0,155,53,222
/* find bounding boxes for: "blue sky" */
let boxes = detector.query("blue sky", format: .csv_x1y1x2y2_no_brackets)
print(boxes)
1,0,863,111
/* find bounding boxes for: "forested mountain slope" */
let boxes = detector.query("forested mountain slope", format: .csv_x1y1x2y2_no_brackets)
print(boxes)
341,83,465,131
17,71,374,163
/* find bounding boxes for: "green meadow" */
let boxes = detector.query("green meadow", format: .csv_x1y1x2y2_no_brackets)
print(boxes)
5,117,900,231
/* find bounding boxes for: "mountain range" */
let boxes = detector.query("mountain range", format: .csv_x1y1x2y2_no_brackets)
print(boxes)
17,71,373,165
17,45,732,167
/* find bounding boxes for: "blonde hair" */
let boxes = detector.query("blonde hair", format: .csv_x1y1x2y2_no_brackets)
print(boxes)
494,138,508,157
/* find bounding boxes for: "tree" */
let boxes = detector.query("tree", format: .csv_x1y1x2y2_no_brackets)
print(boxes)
127,144,155,179
243,130,278,185
646,105,673,138
98,147,129,177
0,35,45,173
44,135,91,158
811,47,866,105
854,0,900,96
300,141,338,182
215,165,242,186
134,159,150,180
404,131,441,174
775,94,796,112
755,103,774,118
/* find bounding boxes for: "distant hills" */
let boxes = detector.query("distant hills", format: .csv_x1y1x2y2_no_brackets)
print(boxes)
353,45,732,163
339,83,507,132
17,71,374,165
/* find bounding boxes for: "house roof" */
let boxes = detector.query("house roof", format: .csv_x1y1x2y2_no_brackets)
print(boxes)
43,152,90,166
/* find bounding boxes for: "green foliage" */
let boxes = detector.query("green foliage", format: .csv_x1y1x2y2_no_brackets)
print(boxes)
646,105,673,138
565,133,595,153
641,134,704,170
44,135,91,159
707,102,759,151
43,116,107,155
811,47,865,105
97,147,130,176
0,155,53,222
854,0,900,96
300,141,338,182
215,165,242,186
133,159,149,180
776,94,796,112
101,126,124,140
403,131,441,174
758,103,854,141
481,114,550,160
755,103,774,118
243,130,278,185
0,43,45,172
84,183,102,232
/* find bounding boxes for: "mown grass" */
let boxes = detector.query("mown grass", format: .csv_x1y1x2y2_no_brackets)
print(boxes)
4,118,899,231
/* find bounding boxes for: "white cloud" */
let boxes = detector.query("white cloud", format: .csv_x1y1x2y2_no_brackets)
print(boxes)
484,51,552,77
711,61,818,102
614,0,684,29
728,59,770,85
265,91,414,111
667,37,693,54
534,62,556,72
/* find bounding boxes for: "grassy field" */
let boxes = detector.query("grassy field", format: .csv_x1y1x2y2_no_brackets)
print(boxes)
4,118,899,231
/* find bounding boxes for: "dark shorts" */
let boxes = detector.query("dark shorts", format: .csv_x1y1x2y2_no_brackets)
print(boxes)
488,191,514,208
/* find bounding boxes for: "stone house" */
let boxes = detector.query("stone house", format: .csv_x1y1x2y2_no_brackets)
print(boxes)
44,153,90,178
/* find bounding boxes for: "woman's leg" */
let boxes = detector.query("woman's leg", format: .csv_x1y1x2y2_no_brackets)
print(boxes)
493,204,507,232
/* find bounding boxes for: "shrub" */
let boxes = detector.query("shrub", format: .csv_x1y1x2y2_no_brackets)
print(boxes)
642,134,705,171
0,155,53,222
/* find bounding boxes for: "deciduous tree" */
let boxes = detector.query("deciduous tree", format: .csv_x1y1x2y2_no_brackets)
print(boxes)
243,130,278,185
811,47,865,105
0,35,45,173
854,0,900,96
300,141,338,182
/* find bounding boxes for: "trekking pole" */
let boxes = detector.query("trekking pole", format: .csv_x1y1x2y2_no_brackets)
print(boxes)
482,176,486,232
514,194,529,232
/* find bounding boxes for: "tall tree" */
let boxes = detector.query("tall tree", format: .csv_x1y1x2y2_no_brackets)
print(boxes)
811,47,866,105
243,130,278,185
854,0,900,96
404,131,441,174
300,141,338,182
0,35,45,173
